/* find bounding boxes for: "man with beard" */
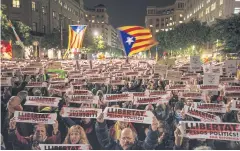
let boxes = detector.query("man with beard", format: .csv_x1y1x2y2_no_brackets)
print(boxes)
95,113,160,150
8,118,61,150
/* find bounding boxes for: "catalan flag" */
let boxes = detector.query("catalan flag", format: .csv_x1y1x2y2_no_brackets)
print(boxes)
118,26,158,56
68,25,87,49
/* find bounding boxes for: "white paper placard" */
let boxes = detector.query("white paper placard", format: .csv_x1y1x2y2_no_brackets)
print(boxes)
203,73,220,85
190,56,202,71
225,60,237,74
25,96,61,107
61,107,102,118
103,107,154,124
192,102,226,113
14,111,57,124
39,144,90,150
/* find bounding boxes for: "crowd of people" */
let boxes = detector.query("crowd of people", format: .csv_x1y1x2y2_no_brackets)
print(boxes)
1,57,240,150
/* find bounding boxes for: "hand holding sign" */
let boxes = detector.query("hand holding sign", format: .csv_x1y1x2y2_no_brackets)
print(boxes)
9,118,16,130
97,113,104,123
226,101,232,113
53,120,59,135
151,116,159,131
174,127,183,146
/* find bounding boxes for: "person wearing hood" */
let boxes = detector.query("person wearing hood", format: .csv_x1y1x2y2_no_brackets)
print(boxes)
95,113,160,150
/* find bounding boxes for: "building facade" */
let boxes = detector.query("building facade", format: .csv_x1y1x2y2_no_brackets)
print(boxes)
145,0,185,34
184,0,240,25
2,0,86,35
85,4,120,48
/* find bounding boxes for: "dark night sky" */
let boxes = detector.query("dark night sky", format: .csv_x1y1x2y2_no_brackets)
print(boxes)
84,0,176,28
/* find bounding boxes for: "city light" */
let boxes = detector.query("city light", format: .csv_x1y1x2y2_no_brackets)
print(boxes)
93,31,99,37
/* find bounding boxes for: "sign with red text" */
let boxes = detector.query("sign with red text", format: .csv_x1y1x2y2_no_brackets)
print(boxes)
68,95,98,104
179,121,240,141
134,96,167,105
39,144,90,150
231,100,240,111
166,70,182,81
192,102,226,113
103,107,154,124
14,111,57,124
61,107,102,119
103,93,133,102
183,106,221,122
25,96,60,107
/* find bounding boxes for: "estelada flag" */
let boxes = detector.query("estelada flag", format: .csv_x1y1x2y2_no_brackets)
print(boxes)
68,25,87,49
118,26,158,56
0,40,12,59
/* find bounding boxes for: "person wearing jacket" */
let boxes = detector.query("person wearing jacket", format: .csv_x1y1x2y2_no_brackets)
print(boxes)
8,118,61,150
95,113,160,150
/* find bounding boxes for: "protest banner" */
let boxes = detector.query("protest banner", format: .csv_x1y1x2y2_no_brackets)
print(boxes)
124,71,139,77
190,56,202,71
224,86,240,92
61,107,102,119
220,77,236,83
192,102,226,113
200,85,219,90
179,121,240,141
167,85,187,90
181,77,191,81
68,95,98,104
180,92,203,100
84,69,99,75
184,73,198,78
109,79,125,85
73,90,92,96
103,93,133,102
147,90,169,97
203,73,220,85
26,82,47,88
14,111,57,124
39,144,90,150
166,70,182,81
133,96,167,105
225,60,237,74
231,100,240,111
87,77,108,84
1,77,11,86
71,81,86,86
183,105,221,122
154,64,168,75
48,83,69,92
225,92,240,98
123,92,146,98
50,78,67,83
103,107,154,124
25,96,61,107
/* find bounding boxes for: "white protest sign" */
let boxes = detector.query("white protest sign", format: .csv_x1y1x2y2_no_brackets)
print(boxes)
1,77,12,86
14,111,57,124
68,95,98,104
25,96,61,107
73,90,93,96
211,66,223,75
103,107,154,124
147,90,169,97
26,82,47,88
123,92,146,98
190,56,202,71
192,102,226,113
225,60,237,74
133,96,167,105
166,70,182,81
224,86,240,92
179,121,240,141
109,79,125,85
61,107,102,119
225,92,240,98
203,73,220,85
39,144,90,150
203,64,212,73
199,85,219,91
231,100,240,111
167,85,187,91
103,93,133,102
183,105,221,122
180,92,203,100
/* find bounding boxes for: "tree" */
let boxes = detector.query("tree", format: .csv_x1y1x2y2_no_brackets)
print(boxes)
156,20,211,56
1,5,32,46
93,35,106,50
41,28,61,49
211,14,240,53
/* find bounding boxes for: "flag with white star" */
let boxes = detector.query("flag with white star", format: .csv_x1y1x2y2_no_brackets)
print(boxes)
118,26,158,56
68,25,87,49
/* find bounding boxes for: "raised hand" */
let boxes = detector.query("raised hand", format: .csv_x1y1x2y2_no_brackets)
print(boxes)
151,116,159,131
96,113,104,123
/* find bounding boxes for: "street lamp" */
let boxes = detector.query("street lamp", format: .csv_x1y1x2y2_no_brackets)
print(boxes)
93,31,99,37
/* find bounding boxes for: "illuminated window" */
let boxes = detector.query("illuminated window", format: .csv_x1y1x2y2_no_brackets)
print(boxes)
211,2,216,11
207,0,210,4
219,10,223,16
234,8,240,14
170,17,172,20
32,22,37,32
169,23,172,26
42,6,45,14
156,29,159,33
180,14,183,17
53,11,56,18
220,0,223,5
12,0,20,8
206,7,210,14
32,1,36,11
179,21,183,23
